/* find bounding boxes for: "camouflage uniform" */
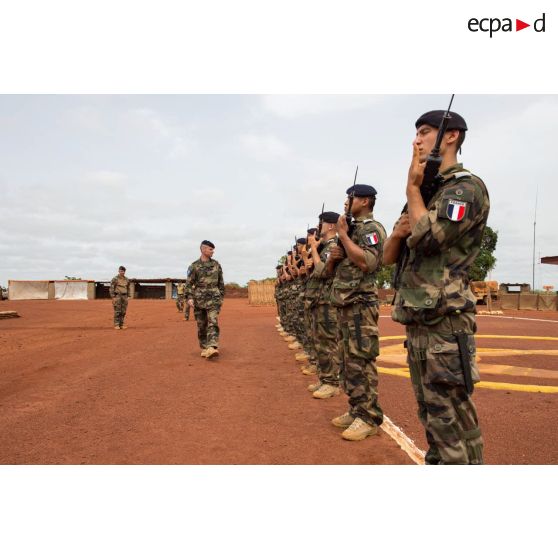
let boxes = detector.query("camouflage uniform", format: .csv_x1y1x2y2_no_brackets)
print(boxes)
330,212,386,426
110,274,130,327
176,282,185,312
185,258,225,350
184,265,193,320
303,264,322,368
392,164,489,464
312,238,342,386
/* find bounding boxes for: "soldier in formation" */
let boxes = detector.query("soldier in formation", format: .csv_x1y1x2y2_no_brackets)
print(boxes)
383,109,487,464
186,240,225,359
110,265,131,330
275,184,386,442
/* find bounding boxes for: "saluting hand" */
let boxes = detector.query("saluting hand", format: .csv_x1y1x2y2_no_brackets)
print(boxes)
337,214,348,237
407,143,426,193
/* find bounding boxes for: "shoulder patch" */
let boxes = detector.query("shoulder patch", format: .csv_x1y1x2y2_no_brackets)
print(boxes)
365,232,380,246
446,199,467,222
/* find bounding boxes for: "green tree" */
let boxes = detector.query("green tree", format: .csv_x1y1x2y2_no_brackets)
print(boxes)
376,264,395,288
469,225,498,281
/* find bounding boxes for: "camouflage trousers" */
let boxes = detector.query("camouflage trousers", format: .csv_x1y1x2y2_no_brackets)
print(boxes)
112,295,128,326
176,294,185,312
313,304,341,386
194,306,221,349
336,303,383,427
303,302,318,364
184,301,191,320
405,312,483,465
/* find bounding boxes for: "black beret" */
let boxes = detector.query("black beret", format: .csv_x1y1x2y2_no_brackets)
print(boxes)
118,266,126,271
346,184,377,197
307,227,317,235
296,237,307,245
415,110,468,131
201,240,215,248
320,211,340,224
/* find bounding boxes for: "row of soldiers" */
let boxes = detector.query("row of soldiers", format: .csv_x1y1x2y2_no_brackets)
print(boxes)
275,107,489,464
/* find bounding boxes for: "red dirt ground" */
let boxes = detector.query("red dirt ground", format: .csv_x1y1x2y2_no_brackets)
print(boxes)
0,300,556,464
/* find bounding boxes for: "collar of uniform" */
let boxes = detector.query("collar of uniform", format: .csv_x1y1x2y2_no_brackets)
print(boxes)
354,211,373,223
441,163,465,182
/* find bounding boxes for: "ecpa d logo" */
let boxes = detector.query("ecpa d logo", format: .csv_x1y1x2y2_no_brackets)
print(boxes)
468,13,546,37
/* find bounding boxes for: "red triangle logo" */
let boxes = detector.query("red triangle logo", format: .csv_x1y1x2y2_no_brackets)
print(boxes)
516,19,530,31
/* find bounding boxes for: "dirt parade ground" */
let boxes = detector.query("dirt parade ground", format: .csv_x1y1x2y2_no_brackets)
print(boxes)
0,299,557,465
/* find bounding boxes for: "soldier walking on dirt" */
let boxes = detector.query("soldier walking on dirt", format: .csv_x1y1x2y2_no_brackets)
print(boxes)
326,184,386,441
110,265,131,330
185,241,225,359
383,109,488,464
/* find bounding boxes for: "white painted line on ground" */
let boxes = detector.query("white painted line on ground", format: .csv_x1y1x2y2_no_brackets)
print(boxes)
381,415,425,465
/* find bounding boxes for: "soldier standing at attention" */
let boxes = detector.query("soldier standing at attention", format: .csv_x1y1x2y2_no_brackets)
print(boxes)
176,281,186,312
186,241,225,359
110,265,131,330
326,184,386,441
307,211,342,398
383,109,488,464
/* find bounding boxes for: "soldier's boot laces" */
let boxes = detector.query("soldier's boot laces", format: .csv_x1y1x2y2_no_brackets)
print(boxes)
331,412,354,428
205,347,219,359
312,384,340,399
341,418,378,441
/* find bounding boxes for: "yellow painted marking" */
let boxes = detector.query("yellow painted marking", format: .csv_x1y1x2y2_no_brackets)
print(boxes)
377,367,558,393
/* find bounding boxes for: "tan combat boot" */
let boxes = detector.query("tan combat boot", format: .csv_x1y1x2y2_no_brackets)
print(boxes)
120,325,127,330
331,412,354,428
312,384,340,399
341,418,378,441
201,348,209,357
284,335,296,342
294,352,309,362
307,380,322,392
288,342,301,350
301,364,317,376
205,347,219,359
114,325,121,330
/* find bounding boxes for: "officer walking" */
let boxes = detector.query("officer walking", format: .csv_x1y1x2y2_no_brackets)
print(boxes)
186,241,225,359
109,265,131,330
327,185,386,441
383,109,488,464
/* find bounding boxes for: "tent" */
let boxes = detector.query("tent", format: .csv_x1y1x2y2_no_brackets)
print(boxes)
54,281,89,300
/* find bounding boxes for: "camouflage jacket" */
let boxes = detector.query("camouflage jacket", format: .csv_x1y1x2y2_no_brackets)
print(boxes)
109,275,130,297
185,258,225,309
309,237,339,305
330,212,386,307
392,163,490,325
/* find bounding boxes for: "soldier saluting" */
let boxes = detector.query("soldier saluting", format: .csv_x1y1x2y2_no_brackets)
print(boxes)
383,106,489,464
326,184,386,441
185,240,225,359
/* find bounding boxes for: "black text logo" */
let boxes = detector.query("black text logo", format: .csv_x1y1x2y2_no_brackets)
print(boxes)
468,13,546,37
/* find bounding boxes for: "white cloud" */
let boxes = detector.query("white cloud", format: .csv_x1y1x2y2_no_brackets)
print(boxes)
260,95,380,118
238,133,292,160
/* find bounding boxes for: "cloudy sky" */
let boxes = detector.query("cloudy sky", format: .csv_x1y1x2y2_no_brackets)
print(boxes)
1,94,556,288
